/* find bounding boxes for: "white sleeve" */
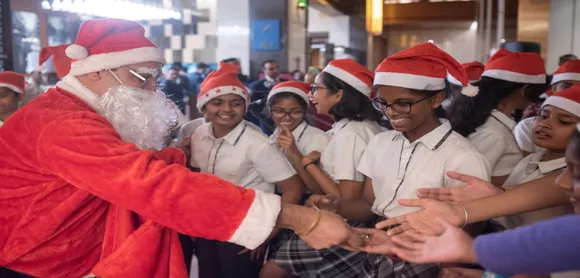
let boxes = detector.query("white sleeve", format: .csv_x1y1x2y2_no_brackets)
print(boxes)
470,131,510,176
514,118,537,153
302,133,330,155
356,135,380,179
251,141,297,183
331,133,369,182
444,151,492,187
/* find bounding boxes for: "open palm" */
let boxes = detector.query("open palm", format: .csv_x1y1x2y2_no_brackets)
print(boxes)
416,171,502,203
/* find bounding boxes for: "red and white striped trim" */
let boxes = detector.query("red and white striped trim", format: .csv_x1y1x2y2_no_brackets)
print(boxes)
543,96,580,117
375,72,445,91
323,65,372,97
267,87,310,107
196,85,249,111
551,73,580,85
482,69,545,84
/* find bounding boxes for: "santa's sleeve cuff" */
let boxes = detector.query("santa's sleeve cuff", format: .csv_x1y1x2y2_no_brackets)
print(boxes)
228,190,281,249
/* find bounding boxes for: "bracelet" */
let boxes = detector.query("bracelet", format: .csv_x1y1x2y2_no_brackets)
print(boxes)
303,161,317,170
296,206,321,236
452,202,469,228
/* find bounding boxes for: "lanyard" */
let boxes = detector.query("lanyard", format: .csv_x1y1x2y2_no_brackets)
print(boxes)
295,121,308,143
377,128,454,216
207,124,247,175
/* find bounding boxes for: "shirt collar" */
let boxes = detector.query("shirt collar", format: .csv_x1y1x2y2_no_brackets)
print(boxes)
331,118,350,131
204,120,247,145
393,120,453,150
491,109,516,130
527,150,567,175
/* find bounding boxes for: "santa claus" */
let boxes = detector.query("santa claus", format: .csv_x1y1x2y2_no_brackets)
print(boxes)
0,18,360,278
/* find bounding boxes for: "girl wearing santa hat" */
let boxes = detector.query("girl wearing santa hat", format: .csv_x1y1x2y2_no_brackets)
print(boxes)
267,81,330,196
0,72,26,127
514,61,580,157
189,62,303,278
494,85,580,231
447,49,548,186
303,43,490,277
443,61,485,110
262,59,383,278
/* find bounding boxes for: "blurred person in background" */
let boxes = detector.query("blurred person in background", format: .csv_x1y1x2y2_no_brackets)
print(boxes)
222,57,251,84
248,60,288,135
160,66,190,114
187,62,209,119
291,69,304,81
0,72,25,127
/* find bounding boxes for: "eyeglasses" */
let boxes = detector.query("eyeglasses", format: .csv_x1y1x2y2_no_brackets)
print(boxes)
108,66,159,89
310,85,328,94
270,108,305,118
371,96,431,114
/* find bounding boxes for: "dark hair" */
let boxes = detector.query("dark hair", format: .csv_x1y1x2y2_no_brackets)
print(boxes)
320,72,382,122
559,54,578,65
168,67,180,72
570,127,580,152
170,62,184,71
267,91,309,111
197,62,209,69
412,87,447,119
221,58,239,64
263,60,277,68
446,76,548,137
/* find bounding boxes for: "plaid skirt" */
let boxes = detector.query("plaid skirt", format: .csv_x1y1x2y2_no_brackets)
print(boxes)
270,221,370,278
359,255,439,278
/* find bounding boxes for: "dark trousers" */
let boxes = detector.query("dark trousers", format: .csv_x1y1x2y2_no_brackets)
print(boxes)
196,238,265,278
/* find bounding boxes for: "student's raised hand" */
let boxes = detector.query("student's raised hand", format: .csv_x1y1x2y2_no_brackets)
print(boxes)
416,171,503,203
277,124,301,159
376,199,466,236
390,218,478,264
305,194,340,213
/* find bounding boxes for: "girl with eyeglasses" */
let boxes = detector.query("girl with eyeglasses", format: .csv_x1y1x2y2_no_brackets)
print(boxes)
189,63,303,278
261,59,383,278
446,49,548,186
305,43,490,277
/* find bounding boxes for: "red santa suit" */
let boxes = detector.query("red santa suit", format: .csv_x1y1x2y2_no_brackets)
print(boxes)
0,18,280,278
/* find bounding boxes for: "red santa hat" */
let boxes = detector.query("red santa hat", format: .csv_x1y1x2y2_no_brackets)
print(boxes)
267,81,311,107
197,62,249,110
375,43,478,97
39,44,72,78
0,71,25,95
542,84,580,117
322,59,373,97
65,18,165,76
481,48,546,84
551,60,580,85
448,61,485,85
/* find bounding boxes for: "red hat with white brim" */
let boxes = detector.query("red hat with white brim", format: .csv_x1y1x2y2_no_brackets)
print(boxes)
447,61,485,86
197,62,250,111
322,59,373,98
65,18,165,76
267,81,311,107
551,60,580,85
542,84,580,117
481,48,546,85
375,43,478,97
0,71,25,95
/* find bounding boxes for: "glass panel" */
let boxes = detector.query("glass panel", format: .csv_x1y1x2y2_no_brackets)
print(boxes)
11,11,40,73
47,15,81,46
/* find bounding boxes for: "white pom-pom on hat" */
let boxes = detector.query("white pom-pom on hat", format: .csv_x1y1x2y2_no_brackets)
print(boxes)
461,83,479,97
65,44,89,60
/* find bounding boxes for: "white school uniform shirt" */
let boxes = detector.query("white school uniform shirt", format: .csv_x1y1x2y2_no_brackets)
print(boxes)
358,120,491,218
468,109,523,177
320,118,383,182
496,149,572,229
514,117,542,154
190,120,296,193
269,120,330,156
179,118,263,142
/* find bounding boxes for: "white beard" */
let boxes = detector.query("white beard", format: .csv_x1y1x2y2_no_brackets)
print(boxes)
98,85,178,150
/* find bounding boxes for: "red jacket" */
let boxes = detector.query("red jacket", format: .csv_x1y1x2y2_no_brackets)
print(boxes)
0,86,280,277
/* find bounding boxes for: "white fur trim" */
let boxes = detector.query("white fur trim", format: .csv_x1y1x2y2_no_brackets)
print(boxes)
56,75,101,110
446,74,463,86
0,82,24,94
66,44,89,60
461,84,479,97
267,87,310,107
196,85,249,111
228,190,281,249
551,73,580,84
482,69,546,84
375,72,445,91
68,47,165,76
323,65,371,97
543,96,580,117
